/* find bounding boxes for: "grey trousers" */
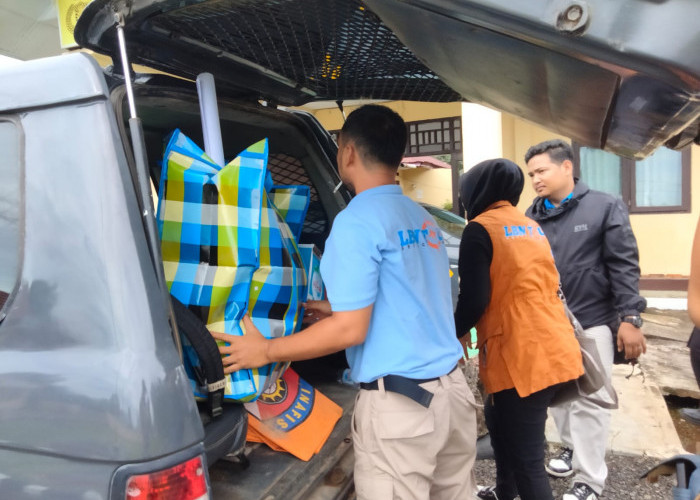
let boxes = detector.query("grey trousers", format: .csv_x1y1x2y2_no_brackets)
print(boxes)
550,325,615,495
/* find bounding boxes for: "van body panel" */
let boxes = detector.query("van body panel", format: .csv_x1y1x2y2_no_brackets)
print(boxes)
0,54,203,470
0,53,109,113
364,0,700,157
0,447,119,500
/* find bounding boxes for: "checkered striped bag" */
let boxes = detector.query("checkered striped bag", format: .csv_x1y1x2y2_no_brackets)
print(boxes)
157,129,309,402
269,184,310,242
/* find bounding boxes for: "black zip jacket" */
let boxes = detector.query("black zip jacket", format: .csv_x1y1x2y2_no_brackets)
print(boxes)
526,180,646,329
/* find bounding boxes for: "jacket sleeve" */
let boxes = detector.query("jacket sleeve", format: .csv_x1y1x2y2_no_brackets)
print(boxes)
601,198,647,317
454,222,493,337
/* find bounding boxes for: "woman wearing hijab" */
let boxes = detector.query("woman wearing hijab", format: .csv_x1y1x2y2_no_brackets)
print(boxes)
454,158,583,500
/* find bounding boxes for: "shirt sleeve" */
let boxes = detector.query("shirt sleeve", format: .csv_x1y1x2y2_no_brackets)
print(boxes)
320,211,381,311
454,221,493,337
602,198,647,316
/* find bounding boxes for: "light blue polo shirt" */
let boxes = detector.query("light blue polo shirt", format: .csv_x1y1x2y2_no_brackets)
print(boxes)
320,184,462,383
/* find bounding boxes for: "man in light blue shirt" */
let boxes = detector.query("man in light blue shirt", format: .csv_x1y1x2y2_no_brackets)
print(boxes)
215,105,476,500
321,181,461,384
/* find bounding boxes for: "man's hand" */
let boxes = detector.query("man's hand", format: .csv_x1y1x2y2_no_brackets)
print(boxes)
212,305,372,374
211,315,271,374
303,300,332,325
457,334,472,360
617,321,647,360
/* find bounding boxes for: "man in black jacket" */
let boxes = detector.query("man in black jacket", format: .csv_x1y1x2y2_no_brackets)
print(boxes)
525,139,647,500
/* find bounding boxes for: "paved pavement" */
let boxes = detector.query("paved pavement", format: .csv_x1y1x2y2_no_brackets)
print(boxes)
546,364,687,458
469,291,695,461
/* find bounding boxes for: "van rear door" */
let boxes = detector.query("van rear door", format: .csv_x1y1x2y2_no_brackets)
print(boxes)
75,0,699,158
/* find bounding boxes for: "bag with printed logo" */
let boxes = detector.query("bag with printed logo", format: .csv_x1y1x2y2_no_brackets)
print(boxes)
244,367,343,461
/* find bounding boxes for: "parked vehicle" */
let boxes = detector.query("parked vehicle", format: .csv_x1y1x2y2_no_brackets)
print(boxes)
420,203,467,304
1,0,697,498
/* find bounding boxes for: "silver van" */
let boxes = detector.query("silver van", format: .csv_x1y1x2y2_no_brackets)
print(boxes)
1,1,697,498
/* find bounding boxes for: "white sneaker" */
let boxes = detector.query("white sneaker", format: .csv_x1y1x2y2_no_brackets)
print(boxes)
546,447,574,477
562,482,598,500
475,485,499,500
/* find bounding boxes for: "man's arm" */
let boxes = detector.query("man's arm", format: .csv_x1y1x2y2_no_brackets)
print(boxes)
213,305,372,374
602,198,647,358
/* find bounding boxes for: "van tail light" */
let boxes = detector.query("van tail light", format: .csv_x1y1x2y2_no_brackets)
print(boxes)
125,455,209,500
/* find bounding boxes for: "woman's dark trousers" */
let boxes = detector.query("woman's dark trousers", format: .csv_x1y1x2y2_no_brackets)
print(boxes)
484,385,558,500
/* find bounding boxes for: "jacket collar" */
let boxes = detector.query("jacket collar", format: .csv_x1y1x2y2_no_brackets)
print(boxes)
530,179,589,221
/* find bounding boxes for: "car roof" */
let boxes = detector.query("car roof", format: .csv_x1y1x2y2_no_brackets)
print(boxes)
75,0,700,158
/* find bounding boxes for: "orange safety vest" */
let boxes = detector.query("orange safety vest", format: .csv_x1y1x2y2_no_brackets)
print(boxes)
473,202,583,397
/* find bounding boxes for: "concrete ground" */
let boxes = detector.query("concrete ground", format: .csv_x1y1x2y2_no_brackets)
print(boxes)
546,292,694,459
545,364,687,459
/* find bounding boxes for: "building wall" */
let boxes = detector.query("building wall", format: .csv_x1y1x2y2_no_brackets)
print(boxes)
397,168,453,208
461,103,503,169
308,100,463,209
631,146,699,276
307,101,462,132
308,100,698,277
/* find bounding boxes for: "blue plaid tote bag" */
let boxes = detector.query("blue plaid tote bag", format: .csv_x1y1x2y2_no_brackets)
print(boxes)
157,129,309,402
269,184,310,242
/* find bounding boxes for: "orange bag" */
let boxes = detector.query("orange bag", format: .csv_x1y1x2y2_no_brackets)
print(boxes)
244,368,343,461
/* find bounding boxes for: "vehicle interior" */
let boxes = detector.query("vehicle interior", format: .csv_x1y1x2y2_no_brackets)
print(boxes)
110,80,355,490
112,83,348,251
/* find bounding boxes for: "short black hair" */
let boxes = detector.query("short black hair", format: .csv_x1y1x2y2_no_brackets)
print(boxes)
340,104,407,169
524,139,573,165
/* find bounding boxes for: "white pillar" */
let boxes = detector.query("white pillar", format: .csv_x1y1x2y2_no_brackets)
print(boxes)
461,103,502,171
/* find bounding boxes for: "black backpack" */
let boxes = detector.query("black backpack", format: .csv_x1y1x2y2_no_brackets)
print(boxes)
170,296,248,463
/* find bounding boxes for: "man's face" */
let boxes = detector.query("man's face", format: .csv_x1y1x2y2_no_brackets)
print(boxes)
526,152,572,199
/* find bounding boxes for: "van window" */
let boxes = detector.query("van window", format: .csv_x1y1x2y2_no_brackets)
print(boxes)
0,120,21,313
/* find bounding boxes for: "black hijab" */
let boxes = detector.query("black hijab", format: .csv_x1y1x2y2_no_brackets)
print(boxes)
459,158,524,221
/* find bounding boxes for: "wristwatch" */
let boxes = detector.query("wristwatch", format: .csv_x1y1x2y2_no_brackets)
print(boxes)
622,315,643,328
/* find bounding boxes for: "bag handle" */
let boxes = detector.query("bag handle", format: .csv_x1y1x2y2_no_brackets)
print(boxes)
171,295,226,418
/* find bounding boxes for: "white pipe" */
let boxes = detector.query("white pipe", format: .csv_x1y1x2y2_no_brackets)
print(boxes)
196,72,225,166
116,23,137,120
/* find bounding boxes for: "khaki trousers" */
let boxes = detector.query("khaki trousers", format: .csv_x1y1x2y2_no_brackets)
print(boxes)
352,368,477,500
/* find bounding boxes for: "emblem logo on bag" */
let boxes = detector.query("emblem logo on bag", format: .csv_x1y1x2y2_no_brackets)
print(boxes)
260,378,288,404
257,371,315,431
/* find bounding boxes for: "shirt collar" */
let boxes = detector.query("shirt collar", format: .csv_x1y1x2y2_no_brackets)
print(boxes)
354,184,403,199
544,192,573,210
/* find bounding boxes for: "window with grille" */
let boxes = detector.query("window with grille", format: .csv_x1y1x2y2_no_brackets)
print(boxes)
330,116,462,165
406,117,462,155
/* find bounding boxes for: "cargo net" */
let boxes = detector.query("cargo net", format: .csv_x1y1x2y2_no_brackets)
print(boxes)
151,0,461,102
268,153,328,240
